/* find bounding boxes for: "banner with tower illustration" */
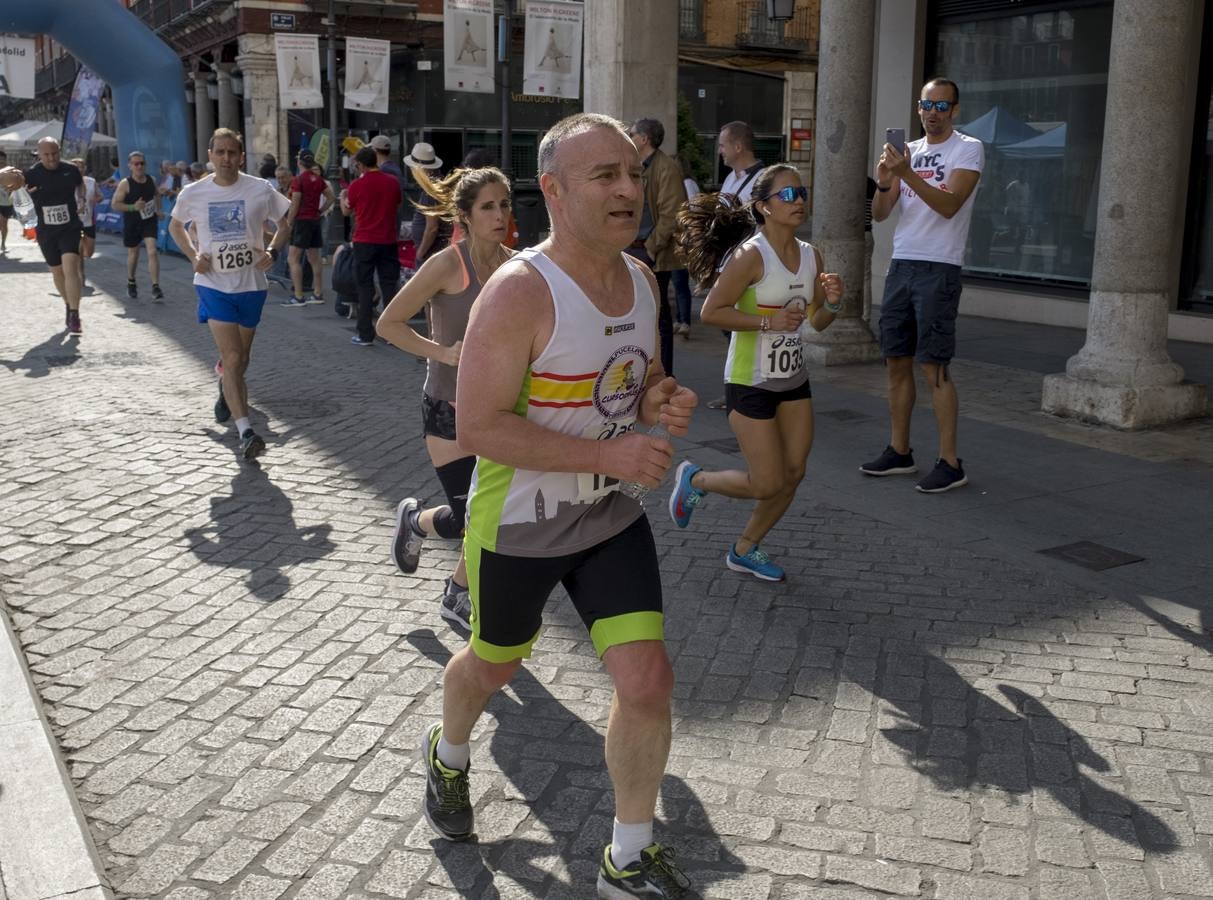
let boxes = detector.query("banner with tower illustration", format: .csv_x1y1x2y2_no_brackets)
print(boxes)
344,37,390,114
522,0,582,100
444,0,495,95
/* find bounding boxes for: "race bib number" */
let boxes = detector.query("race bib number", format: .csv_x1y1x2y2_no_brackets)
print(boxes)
575,419,635,502
214,240,257,273
760,331,804,380
140,202,157,220
42,204,70,226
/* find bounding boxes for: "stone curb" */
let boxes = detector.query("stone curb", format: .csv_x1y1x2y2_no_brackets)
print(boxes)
0,608,113,900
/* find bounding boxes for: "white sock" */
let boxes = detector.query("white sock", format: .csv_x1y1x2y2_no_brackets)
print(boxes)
235,416,250,435
610,818,653,870
436,735,469,771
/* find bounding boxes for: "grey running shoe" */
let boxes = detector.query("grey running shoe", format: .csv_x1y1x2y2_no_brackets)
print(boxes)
420,723,473,841
281,295,308,308
303,293,325,305
860,445,917,476
597,842,691,898
440,578,472,630
214,379,231,423
391,498,424,574
151,283,164,301
126,280,137,299
240,428,266,461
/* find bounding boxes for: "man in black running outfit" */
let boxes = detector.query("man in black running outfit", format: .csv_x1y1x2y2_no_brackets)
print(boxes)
111,150,165,301
0,137,86,334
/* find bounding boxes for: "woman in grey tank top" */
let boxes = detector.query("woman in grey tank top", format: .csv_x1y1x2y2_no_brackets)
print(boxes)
376,165,515,629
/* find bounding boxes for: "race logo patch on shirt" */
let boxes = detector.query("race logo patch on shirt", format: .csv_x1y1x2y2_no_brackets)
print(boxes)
592,345,648,421
208,200,247,238
604,322,636,336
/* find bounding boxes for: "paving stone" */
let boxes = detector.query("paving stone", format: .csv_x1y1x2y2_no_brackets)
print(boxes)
264,826,334,877
191,836,269,882
876,834,972,870
294,863,359,900
1038,867,1096,900
331,819,402,864
229,875,291,900
239,801,311,841
977,826,1029,876
365,850,434,896
933,873,1030,900
1094,860,1152,900
1033,821,1089,868
1155,850,1213,896
822,855,921,895
115,843,200,895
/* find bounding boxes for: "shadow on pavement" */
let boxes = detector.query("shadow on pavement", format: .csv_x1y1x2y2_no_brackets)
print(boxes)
184,445,335,601
1,329,80,379
406,628,745,895
872,654,1179,852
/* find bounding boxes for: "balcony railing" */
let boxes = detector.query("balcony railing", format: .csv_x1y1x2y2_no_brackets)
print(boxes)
128,0,219,32
679,0,705,43
736,0,817,53
34,54,80,96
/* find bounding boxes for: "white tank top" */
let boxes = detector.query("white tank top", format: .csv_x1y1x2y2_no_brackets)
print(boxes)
724,231,816,390
464,248,656,557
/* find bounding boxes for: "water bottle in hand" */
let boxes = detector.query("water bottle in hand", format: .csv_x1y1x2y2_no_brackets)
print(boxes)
620,425,670,502
11,188,35,226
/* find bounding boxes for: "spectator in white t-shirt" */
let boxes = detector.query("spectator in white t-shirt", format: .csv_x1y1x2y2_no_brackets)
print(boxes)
717,120,764,204
861,77,984,494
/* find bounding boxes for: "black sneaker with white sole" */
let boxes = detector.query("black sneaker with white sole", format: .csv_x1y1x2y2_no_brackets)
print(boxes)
151,283,164,301
860,445,917,476
916,458,968,493
239,428,266,461
440,578,472,630
420,723,473,841
390,498,424,573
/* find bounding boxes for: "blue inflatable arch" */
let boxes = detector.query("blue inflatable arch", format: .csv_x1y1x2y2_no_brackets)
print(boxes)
0,0,190,168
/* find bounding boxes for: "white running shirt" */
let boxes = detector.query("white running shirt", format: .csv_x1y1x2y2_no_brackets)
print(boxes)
172,172,291,294
891,131,984,267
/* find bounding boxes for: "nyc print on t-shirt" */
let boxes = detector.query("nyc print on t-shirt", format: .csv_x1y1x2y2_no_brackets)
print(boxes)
891,131,984,267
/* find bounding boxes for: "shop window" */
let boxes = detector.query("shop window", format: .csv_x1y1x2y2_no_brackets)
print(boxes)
930,2,1114,287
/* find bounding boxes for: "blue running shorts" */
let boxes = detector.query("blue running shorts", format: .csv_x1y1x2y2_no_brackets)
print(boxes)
196,285,269,329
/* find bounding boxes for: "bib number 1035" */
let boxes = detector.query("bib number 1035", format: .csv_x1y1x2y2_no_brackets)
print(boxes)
760,332,803,380
215,241,256,272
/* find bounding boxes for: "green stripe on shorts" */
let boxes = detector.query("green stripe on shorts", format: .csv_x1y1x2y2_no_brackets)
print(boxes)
465,538,540,662
589,610,664,658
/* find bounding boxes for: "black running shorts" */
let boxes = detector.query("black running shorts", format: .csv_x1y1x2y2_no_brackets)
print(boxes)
290,218,324,249
725,379,812,420
37,226,83,267
123,215,158,247
421,394,457,441
465,515,664,662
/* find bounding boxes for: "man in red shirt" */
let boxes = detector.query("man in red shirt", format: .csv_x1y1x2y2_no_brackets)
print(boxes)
284,150,335,308
341,146,401,346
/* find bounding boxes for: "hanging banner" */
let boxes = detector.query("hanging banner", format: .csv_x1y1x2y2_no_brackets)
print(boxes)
344,37,390,114
444,0,494,95
61,66,106,159
275,33,323,109
0,34,35,100
522,1,582,100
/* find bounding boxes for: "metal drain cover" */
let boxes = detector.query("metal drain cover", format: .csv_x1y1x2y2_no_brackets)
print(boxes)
1038,541,1144,571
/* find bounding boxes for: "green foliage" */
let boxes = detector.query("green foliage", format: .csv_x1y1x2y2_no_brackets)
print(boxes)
676,93,712,187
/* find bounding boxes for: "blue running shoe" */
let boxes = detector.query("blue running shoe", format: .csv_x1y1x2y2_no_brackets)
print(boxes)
726,544,785,582
668,461,704,529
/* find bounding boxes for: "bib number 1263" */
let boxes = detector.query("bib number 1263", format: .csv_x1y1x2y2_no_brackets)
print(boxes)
760,332,803,380
215,241,256,272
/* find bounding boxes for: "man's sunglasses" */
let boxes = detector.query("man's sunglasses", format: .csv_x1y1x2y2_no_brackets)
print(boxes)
763,186,808,203
918,99,955,112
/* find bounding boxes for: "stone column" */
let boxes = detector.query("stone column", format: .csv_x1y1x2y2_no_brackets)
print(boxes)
193,71,215,164
236,34,282,172
802,0,882,365
583,0,677,136
1041,0,1207,428
216,66,240,134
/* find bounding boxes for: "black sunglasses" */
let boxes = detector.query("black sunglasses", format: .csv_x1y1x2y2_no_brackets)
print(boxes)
762,186,808,203
918,99,955,112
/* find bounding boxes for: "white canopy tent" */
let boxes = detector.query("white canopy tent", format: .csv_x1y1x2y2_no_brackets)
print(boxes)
0,119,118,152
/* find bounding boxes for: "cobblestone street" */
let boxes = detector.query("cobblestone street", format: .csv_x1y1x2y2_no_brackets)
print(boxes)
3,234,1213,899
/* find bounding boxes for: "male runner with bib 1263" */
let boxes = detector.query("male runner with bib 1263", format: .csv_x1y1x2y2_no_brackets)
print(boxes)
169,128,292,461
669,164,843,583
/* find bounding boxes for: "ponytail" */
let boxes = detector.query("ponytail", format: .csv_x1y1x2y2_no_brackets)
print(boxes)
674,192,755,287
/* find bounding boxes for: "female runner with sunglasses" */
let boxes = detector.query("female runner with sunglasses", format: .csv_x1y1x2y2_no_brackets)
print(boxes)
377,165,513,627
667,164,843,582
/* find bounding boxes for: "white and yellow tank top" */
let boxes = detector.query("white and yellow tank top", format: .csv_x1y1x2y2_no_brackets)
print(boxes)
724,231,816,391
465,248,656,557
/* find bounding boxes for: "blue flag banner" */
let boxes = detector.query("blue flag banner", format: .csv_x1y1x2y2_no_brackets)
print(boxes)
61,66,106,159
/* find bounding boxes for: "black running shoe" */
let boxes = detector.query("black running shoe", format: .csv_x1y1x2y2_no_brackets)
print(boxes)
597,843,692,898
420,723,473,841
151,283,164,301
214,380,231,423
127,280,137,299
240,428,266,461
67,310,82,336
440,578,472,630
860,445,917,476
916,458,968,493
